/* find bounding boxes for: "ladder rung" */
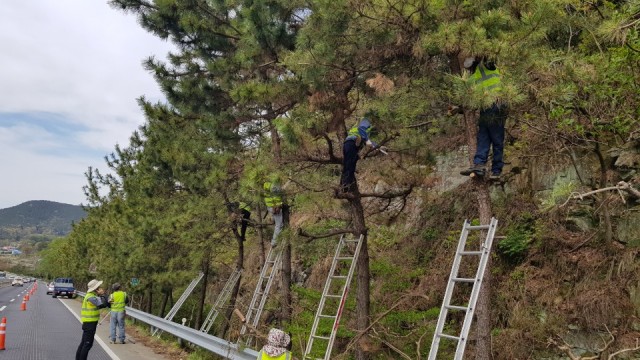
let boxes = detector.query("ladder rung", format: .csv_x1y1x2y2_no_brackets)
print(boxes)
331,275,347,279
438,333,461,341
459,251,483,256
452,277,475,283
466,224,490,230
445,305,467,311
324,294,341,298
336,256,354,260
312,334,331,340
319,314,336,319
344,239,360,243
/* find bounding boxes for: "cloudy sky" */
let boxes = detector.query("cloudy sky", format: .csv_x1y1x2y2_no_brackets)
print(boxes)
0,2,175,209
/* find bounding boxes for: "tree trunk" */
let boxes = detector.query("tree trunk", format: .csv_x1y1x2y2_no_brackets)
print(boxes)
159,289,169,318
281,204,292,322
221,234,244,338
196,254,211,330
463,105,493,360
349,190,370,360
474,184,493,360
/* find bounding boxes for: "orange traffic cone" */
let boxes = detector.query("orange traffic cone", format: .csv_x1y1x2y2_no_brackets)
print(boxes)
0,317,5,350
25,294,29,301
20,300,26,311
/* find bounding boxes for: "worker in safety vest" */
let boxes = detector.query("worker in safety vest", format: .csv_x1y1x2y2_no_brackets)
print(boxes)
460,56,508,180
226,201,252,242
257,328,292,360
108,282,129,344
340,112,382,193
263,178,285,247
76,279,110,360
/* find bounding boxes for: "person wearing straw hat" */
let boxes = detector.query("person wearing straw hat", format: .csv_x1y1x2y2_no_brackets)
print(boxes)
257,328,292,359
76,279,110,360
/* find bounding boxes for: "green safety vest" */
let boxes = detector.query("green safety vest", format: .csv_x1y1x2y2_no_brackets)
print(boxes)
111,290,127,312
263,182,283,208
81,292,100,323
257,350,291,360
472,63,503,99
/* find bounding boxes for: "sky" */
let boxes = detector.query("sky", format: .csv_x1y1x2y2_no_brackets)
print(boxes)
0,1,175,209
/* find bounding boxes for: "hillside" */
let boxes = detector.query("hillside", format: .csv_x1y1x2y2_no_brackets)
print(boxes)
0,200,86,239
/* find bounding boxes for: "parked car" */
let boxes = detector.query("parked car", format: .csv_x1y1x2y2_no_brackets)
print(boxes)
12,278,23,286
52,277,75,298
46,282,55,295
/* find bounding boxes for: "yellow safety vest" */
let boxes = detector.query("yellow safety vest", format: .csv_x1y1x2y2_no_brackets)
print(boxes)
472,63,503,100
239,201,251,212
81,292,100,323
263,182,283,207
111,291,127,312
257,350,291,360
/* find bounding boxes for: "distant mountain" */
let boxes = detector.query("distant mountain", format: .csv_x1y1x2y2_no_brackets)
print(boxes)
0,200,86,238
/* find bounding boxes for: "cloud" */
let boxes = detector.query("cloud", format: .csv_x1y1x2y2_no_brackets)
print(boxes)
0,1,175,208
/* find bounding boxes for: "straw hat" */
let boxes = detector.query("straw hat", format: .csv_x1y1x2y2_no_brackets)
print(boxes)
87,279,103,292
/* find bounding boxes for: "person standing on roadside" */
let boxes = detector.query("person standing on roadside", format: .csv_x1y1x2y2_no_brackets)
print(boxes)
76,279,110,360
108,282,129,344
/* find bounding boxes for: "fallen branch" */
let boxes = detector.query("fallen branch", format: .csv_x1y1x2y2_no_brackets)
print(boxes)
561,181,640,207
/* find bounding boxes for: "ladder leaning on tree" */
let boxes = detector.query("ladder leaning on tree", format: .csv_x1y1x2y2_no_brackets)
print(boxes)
239,245,284,346
428,217,499,360
152,272,204,337
200,268,242,334
303,234,364,360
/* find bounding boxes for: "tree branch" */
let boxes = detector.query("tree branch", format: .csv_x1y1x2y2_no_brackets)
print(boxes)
297,228,354,241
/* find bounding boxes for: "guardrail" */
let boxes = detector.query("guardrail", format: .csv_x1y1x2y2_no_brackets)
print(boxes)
76,291,259,360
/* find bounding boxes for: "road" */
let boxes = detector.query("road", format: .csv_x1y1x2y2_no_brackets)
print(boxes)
0,281,168,360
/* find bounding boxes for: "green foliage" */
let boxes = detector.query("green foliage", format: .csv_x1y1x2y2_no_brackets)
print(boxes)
540,178,578,211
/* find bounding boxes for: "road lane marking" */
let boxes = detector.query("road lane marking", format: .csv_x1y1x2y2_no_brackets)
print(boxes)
0,306,5,311
59,298,121,360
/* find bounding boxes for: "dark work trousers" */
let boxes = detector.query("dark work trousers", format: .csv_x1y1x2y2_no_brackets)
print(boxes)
473,104,507,175
340,139,360,192
240,209,251,241
76,321,98,360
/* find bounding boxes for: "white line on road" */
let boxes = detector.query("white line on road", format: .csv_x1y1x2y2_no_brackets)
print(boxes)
0,306,5,311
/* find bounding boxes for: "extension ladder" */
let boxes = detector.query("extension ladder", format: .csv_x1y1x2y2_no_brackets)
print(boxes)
239,246,284,344
303,234,364,360
428,217,498,360
152,272,204,336
200,268,243,333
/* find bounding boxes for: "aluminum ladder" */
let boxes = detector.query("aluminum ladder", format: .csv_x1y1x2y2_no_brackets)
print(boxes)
200,268,242,333
239,246,284,344
153,272,204,336
428,217,498,360
303,234,364,360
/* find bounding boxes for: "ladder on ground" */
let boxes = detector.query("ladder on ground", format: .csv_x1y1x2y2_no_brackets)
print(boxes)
200,268,242,334
152,272,204,337
239,246,284,344
303,234,364,360
428,217,498,360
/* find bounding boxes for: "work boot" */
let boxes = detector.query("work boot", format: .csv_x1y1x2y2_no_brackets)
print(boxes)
110,339,116,344
120,340,126,344
489,172,501,181
460,164,485,177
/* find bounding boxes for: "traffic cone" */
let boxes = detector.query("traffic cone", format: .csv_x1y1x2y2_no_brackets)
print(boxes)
0,317,5,350
25,294,29,301
20,300,26,311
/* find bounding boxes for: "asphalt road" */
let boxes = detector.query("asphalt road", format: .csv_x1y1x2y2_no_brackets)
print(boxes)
0,281,112,359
